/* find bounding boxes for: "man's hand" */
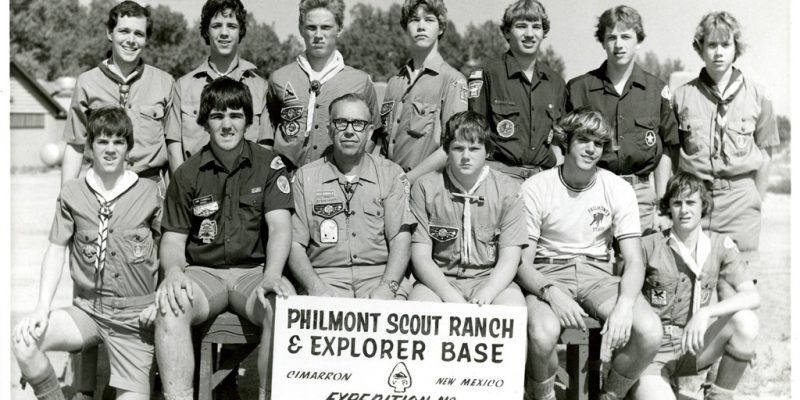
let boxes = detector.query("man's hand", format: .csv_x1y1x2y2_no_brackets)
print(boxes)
257,274,293,307
156,270,194,316
546,287,588,330
682,307,710,355
469,284,498,306
138,304,157,328
369,284,395,300
14,308,50,346
601,298,634,351
307,281,336,298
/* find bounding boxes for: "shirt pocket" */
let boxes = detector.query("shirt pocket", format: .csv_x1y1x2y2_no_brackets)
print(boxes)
408,101,439,139
74,229,99,265
724,118,757,157
118,227,155,265
238,192,264,232
428,222,459,262
362,201,386,240
474,227,498,264
544,108,561,145
180,100,200,128
136,104,167,145
643,275,678,312
679,116,707,156
490,102,520,141
632,117,659,152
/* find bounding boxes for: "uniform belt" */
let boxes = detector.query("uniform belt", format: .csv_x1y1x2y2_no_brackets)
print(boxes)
76,291,155,307
710,173,754,191
620,174,650,185
486,160,543,179
662,324,684,336
533,255,610,265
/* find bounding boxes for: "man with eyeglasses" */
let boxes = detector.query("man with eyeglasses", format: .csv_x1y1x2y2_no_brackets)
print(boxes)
288,93,414,300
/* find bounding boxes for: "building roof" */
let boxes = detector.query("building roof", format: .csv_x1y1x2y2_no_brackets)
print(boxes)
10,58,67,119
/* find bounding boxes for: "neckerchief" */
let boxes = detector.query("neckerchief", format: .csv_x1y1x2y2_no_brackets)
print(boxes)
98,58,145,108
207,56,240,79
668,227,711,316
296,51,346,134
697,68,744,164
446,166,490,265
85,169,139,273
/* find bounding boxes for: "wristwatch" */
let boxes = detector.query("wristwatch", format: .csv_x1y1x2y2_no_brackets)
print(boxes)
381,279,400,294
538,283,555,300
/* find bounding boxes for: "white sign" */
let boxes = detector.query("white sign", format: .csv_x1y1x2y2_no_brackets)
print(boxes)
272,296,527,400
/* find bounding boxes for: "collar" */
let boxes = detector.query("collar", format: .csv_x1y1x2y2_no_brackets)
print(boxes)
85,169,139,202
558,165,597,192
199,141,253,171
504,51,550,81
191,57,258,81
320,153,379,185
588,61,647,91
667,226,711,278
400,52,447,78
445,165,490,196
99,58,145,85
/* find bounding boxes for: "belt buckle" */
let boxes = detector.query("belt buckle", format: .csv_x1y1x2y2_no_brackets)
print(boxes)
663,325,680,336
712,179,731,190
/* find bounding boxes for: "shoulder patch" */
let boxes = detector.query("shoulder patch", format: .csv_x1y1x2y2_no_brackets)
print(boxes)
398,173,410,195
723,236,739,252
661,85,673,110
277,176,291,194
270,156,285,170
469,70,483,80
283,81,298,102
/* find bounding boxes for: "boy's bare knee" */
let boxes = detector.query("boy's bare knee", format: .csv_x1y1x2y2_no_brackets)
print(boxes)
730,309,759,343
632,306,662,352
527,307,560,353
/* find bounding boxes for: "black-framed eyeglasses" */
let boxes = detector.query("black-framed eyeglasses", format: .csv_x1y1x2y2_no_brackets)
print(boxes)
331,118,369,132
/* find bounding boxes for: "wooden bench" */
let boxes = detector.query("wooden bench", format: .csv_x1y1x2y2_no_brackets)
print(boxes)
557,317,603,400
196,312,260,400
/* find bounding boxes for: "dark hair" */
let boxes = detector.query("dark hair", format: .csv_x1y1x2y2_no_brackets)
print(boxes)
594,5,645,44
500,0,550,38
299,0,345,29
328,92,371,120
107,1,152,37
197,77,253,126
200,0,247,45
86,107,134,151
658,172,713,218
400,0,448,38
553,107,611,152
442,111,494,155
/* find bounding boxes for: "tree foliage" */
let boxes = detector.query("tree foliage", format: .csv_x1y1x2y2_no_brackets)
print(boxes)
339,3,407,82
638,51,685,83
776,115,791,143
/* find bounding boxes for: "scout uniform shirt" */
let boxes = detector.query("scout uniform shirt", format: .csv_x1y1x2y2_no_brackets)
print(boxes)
567,62,679,177
468,51,567,169
266,61,380,169
162,141,293,268
381,53,467,172
673,68,780,181
520,167,641,273
410,167,526,278
64,59,177,175
641,229,753,327
168,58,271,160
291,153,413,268
50,173,161,298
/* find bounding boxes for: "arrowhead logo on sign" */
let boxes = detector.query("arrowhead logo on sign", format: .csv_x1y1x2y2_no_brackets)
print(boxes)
388,362,412,393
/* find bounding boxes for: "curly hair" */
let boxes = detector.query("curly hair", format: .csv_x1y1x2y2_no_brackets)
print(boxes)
200,0,248,45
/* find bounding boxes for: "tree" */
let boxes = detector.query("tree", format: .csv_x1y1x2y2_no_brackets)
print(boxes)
537,45,566,79
638,51,685,83
240,17,298,79
438,20,466,74
461,21,507,75
338,3,407,82
776,115,791,144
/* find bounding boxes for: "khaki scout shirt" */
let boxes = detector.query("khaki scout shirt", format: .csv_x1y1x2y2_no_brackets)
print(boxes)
410,168,526,278
469,51,566,168
673,69,780,180
266,62,380,168
641,230,752,327
381,54,468,172
63,61,177,173
49,178,162,298
162,141,294,268
292,153,414,268
567,62,679,176
168,58,271,160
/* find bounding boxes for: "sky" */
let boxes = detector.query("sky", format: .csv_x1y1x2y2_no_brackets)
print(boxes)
121,0,793,116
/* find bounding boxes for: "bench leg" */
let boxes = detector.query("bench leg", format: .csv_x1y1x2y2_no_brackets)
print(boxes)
199,342,213,400
565,343,589,400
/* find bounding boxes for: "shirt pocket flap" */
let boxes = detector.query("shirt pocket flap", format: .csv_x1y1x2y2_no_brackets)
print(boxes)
140,104,165,120
491,103,520,117
363,202,384,217
412,100,438,115
239,193,263,208
545,107,561,120
634,117,656,130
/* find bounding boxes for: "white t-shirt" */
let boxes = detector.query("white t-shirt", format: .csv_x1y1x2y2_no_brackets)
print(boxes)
520,167,641,259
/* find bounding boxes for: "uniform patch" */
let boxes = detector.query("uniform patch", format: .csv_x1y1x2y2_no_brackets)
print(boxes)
736,135,747,148
398,174,410,195
650,288,667,306
313,202,345,218
192,195,219,217
83,245,97,259
281,106,304,137
469,70,483,80
315,190,338,203
250,187,263,194
198,219,217,244
320,219,338,243
277,176,291,194
487,241,497,262
133,243,144,258
661,85,673,110
468,80,483,99
429,225,459,242
496,119,515,138
645,130,656,147
271,156,285,170
723,236,739,252
547,129,554,145
380,101,394,126
460,86,469,104
283,81,298,102
701,288,713,305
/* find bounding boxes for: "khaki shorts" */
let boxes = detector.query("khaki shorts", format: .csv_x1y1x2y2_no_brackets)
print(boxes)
642,325,711,379
315,265,410,300
631,178,657,234
444,274,522,300
65,295,155,394
534,259,620,320
185,266,294,325
705,177,762,252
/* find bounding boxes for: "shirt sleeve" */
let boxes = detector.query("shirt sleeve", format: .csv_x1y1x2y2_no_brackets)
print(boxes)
63,75,89,146
409,180,432,245
383,169,414,241
164,80,182,144
521,180,543,241
263,158,294,213
291,168,311,248
362,76,382,130
265,78,282,142
467,69,488,120
551,83,568,148
754,89,780,149
718,236,754,288
441,74,468,127
48,191,74,246
612,178,641,240
498,191,527,249
148,186,163,244
162,169,194,234
659,83,680,146
255,86,274,144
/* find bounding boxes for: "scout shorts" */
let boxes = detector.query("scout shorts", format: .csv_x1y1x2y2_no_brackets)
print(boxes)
446,274,523,301
533,259,620,319
642,325,711,379
314,265,410,299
